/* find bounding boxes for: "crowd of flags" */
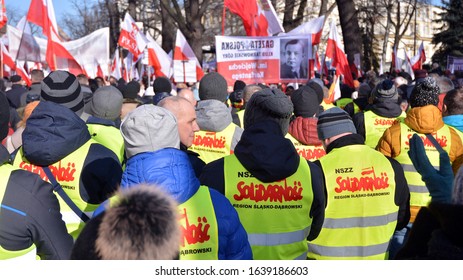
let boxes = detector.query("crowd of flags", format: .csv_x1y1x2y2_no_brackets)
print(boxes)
0,0,427,102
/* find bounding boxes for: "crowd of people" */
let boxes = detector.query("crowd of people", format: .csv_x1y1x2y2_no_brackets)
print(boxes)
1,64,463,260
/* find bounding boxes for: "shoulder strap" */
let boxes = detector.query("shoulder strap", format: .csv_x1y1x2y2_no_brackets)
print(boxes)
425,133,445,154
42,166,90,222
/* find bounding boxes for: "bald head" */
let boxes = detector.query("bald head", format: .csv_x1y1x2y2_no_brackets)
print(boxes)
177,88,197,107
158,96,199,147
243,84,262,103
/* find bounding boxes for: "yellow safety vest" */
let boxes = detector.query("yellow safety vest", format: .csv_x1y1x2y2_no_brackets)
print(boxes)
189,123,237,164
13,140,100,239
285,133,326,161
237,109,245,128
335,98,353,109
87,123,125,165
321,101,335,111
178,186,219,260
396,123,452,207
0,164,37,260
364,110,406,149
224,154,314,260
310,145,398,260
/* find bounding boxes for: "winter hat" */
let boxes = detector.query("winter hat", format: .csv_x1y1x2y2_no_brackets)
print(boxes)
199,72,228,102
410,77,440,108
244,88,293,135
0,92,10,140
126,81,141,97
89,86,123,121
71,184,180,260
120,104,179,159
317,107,357,140
40,70,84,116
119,84,143,104
10,75,22,83
153,92,172,105
306,80,324,103
357,83,372,99
291,86,320,118
373,79,398,102
414,69,428,81
233,80,246,92
152,77,172,94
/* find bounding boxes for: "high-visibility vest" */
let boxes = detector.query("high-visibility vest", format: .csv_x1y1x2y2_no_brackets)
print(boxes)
310,145,398,260
396,123,452,207
224,154,314,260
285,133,326,161
178,186,219,260
87,123,125,165
0,164,37,260
189,123,237,164
237,109,245,128
335,98,353,109
364,110,406,148
13,140,100,239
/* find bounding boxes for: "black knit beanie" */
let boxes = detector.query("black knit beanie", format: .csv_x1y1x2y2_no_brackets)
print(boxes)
152,77,172,94
199,72,229,102
291,86,320,118
410,77,440,108
244,88,293,135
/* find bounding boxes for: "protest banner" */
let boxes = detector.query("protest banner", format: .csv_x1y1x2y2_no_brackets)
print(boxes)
215,35,312,85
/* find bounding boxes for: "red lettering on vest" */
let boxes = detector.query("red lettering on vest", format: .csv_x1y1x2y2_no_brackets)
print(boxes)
193,132,226,148
19,160,76,182
233,179,303,202
405,133,448,148
374,118,399,126
180,208,210,247
335,166,389,193
297,147,326,160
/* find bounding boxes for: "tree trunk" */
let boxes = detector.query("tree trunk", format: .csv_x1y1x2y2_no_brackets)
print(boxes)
336,0,362,71
105,0,120,54
160,1,176,53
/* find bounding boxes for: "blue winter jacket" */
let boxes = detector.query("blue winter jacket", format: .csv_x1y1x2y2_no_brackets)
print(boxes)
120,148,252,260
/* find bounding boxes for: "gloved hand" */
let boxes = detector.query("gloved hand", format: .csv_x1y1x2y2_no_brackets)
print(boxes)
407,134,454,203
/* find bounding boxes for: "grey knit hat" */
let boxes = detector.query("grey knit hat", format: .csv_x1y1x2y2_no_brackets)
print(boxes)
120,104,179,158
40,70,83,116
410,77,440,108
244,88,293,135
291,86,320,118
317,107,357,140
89,86,123,121
198,72,229,102
373,79,398,102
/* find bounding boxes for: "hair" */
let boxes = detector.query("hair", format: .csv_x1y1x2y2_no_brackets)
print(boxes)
443,88,463,115
30,69,44,83
77,74,89,86
436,76,455,94
243,84,262,103
284,39,305,53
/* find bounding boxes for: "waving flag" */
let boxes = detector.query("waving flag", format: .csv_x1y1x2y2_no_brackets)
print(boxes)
13,17,42,62
224,0,283,36
404,49,415,80
173,29,204,83
325,21,354,88
411,42,426,70
1,43,31,86
286,15,325,45
110,48,122,80
0,0,7,30
391,46,402,72
26,0,83,75
325,75,341,104
118,13,148,60
146,33,172,78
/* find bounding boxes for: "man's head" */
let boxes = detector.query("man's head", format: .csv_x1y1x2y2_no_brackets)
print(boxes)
410,76,440,108
244,88,293,135
77,74,89,86
198,72,229,103
242,84,261,104
443,88,463,116
10,75,24,86
40,70,84,116
152,77,172,94
89,86,123,121
435,76,455,94
372,79,399,103
317,107,357,150
71,184,180,260
158,96,199,148
284,39,305,72
291,86,321,118
30,69,45,84
177,88,197,107
120,104,179,159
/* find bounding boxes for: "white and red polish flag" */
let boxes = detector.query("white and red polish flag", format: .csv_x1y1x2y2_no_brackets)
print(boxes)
411,42,426,70
146,33,172,78
110,48,122,80
118,13,148,60
404,49,415,80
325,21,354,88
0,0,7,30
26,0,83,75
286,15,325,45
224,0,283,36
173,29,204,83
1,43,31,86
391,46,402,72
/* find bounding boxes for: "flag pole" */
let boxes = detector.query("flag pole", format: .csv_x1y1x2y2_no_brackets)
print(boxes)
222,6,226,36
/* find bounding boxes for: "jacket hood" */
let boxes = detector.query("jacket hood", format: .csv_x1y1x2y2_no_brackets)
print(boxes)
235,120,299,182
121,148,199,204
404,105,444,134
196,99,232,132
22,101,91,166
288,116,322,146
